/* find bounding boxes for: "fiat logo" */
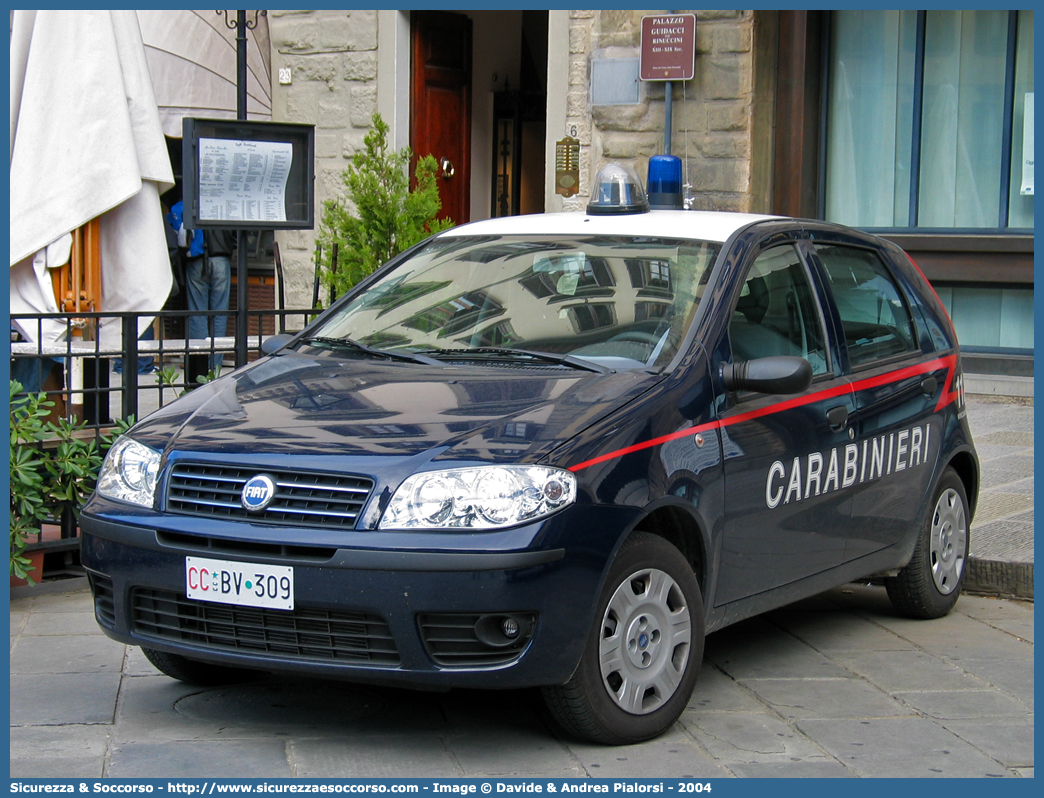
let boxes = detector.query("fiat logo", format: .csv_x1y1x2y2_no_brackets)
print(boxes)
241,474,276,512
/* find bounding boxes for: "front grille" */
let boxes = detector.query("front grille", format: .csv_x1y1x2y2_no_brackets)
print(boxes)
88,572,116,629
131,588,399,666
419,612,535,668
166,464,373,530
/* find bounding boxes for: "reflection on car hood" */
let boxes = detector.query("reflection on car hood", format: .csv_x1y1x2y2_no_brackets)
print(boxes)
128,351,659,467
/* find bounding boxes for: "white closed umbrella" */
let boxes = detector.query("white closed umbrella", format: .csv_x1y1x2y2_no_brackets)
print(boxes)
10,9,175,347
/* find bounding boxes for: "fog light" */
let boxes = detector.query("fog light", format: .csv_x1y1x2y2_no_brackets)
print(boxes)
501,617,520,639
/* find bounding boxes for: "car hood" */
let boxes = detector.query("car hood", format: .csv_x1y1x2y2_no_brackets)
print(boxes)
129,351,660,469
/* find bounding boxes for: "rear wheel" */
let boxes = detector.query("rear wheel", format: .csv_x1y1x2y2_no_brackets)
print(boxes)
141,648,259,686
886,467,969,619
541,532,704,744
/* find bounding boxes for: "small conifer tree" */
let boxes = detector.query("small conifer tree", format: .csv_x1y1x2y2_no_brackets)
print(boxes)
318,113,454,300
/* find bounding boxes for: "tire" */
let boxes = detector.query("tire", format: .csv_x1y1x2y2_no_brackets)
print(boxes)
886,466,970,619
141,648,259,686
541,532,705,744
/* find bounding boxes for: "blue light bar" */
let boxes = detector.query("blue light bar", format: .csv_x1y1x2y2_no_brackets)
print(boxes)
647,155,683,210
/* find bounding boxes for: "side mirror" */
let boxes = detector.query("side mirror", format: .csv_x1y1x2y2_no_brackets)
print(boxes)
260,333,296,355
721,356,812,395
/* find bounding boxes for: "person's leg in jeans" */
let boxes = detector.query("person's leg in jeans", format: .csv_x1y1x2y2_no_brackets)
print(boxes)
184,255,210,377
207,255,231,372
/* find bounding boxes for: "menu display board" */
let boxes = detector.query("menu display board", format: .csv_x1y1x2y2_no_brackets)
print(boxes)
183,119,314,230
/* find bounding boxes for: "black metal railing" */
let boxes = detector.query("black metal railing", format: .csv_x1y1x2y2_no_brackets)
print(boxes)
10,305,314,572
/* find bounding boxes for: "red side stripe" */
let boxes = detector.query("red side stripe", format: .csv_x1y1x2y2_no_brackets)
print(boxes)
568,355,959,473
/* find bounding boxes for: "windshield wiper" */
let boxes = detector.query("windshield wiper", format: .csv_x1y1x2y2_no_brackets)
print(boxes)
298,336,441,365
420,345,610,374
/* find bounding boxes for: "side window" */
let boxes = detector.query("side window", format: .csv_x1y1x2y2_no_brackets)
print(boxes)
729,245,828,376
815,245,917,368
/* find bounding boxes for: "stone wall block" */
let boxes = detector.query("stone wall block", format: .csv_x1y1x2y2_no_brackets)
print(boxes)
569,24,589,55
698,55,744,101
350,86,377,128
707,101,749,132
273,18,318,52
687,157,749,194
285,55,339,84
318,99,351,130
345,10,379,51
694,10,744,22
570,10,596,20
712,23,752,54
283,230,314,252
319,14,353,50
281,83,319,123
315,131,343,159
601,131,661,160
342,133,365,159
698,132,750,160
592,102,662,134
569,58,588,87
566,90,588,119
343,51,378,82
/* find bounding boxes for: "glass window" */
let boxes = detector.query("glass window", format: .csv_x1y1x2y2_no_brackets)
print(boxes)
825,10,1034,231
816,245,917,367
309,235,721,370
729,246,829,375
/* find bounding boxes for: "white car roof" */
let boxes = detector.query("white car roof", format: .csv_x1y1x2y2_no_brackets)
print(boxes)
440,210,783,245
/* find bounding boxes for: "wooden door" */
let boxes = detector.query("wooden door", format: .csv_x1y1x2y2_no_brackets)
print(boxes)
411,10,472,225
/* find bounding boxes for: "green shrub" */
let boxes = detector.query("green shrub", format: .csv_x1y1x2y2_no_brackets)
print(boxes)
9,380,107,583
318,112,454,301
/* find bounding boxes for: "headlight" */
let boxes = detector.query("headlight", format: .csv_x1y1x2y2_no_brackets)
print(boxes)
97,437,161,507
379,465,576,530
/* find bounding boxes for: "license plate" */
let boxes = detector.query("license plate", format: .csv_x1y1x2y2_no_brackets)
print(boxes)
186,556,294,610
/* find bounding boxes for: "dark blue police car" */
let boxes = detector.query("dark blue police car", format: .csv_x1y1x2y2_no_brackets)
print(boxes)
82,165,977,744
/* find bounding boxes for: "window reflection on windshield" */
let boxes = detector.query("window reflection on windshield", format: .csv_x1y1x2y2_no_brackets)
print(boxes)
310,235,721,369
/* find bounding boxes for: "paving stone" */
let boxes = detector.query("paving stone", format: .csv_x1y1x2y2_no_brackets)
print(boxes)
956,598,1034,643
686,664,768,714
937,719,1035,769
291,735,460,778
740,677,913,721
680,710,830,765
448,728,583,777
979,454,1034,489
796,717,1013,777
10,633,126,674
862,611,1033,661
767,608,915,653
30,591,97,613
894,689,1031,721
933,658,1035,710
729,760,855,777
704,617,851,680
564,725,732,778
22,610,105,636
10,672,120,725
9,724,109,778
829,649,989,694
107,740,291,778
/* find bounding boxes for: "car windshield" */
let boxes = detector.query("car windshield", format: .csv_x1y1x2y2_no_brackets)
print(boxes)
307,234,721,370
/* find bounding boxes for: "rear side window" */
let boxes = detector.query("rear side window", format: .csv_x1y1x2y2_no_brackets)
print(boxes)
815,245,917,368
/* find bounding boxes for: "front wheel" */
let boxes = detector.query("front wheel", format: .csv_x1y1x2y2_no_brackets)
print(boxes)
885,466,970,619
541,532,705,744
141,648,259,686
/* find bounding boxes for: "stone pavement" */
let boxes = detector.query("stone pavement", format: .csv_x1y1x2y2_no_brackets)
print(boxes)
963,396,1034,598
8,586,1033,779
8,395,1034,778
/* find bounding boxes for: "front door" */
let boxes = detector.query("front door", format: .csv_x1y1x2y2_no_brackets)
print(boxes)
411,10,472,225
715,240,855,606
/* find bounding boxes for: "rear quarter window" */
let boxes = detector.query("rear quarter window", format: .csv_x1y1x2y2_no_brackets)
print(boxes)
815,244,918,368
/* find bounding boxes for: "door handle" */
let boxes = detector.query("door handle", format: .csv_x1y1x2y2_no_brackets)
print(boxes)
440,157,455,179
826,405,849,432
920,376,937,397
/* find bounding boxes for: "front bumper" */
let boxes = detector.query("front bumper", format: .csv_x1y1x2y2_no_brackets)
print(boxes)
79,501,638,689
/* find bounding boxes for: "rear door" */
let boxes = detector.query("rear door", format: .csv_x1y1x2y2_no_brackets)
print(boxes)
808,234,944,562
